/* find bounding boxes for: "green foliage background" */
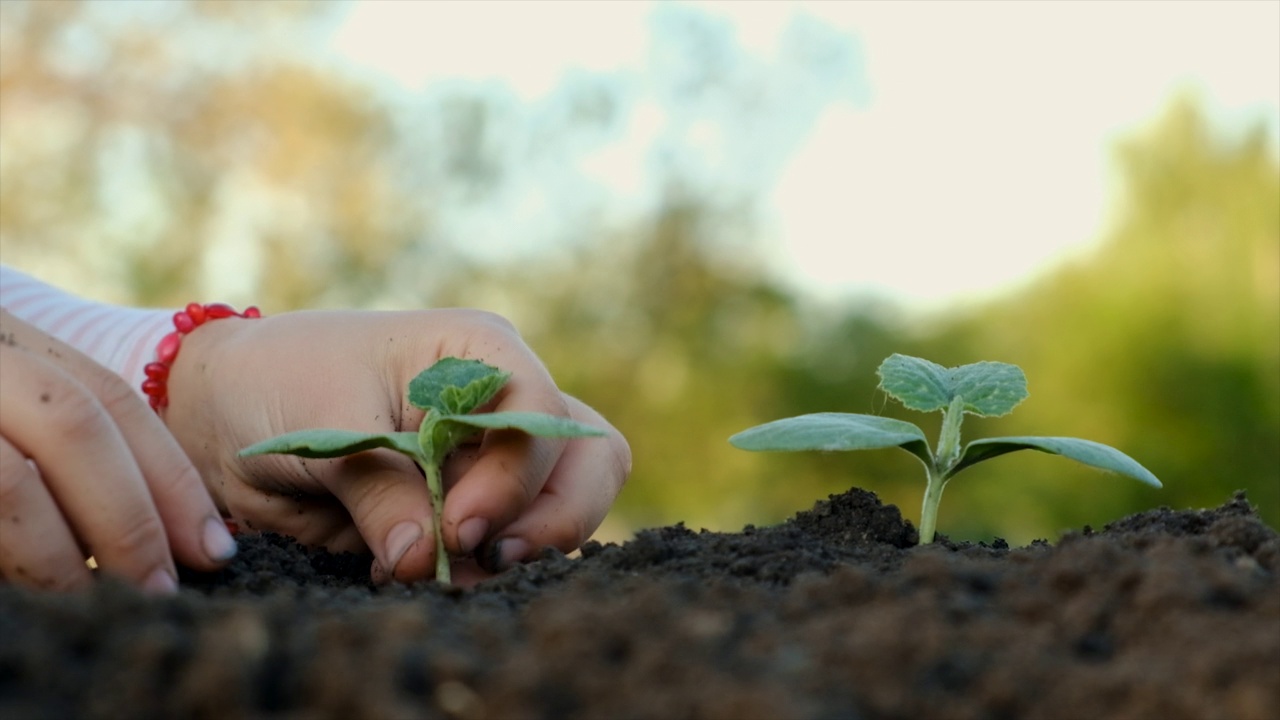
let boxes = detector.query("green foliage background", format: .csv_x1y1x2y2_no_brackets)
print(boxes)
2,1,1275,544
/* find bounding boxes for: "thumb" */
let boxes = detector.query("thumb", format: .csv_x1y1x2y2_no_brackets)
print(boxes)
318,450,440,583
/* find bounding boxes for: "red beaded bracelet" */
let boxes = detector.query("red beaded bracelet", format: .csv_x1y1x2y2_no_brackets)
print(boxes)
142,302,261,411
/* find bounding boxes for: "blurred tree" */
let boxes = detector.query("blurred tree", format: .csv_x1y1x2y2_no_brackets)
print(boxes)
454,188,813,530
495,97,1279,543
931,97,1280,541
2,1,1271,546
0,0,433,310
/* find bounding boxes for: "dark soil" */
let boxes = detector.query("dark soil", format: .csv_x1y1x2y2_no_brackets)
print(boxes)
3,488,1278,720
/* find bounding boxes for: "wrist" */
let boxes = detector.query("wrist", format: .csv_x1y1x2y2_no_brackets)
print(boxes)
147,303,261,515
142,303,261,412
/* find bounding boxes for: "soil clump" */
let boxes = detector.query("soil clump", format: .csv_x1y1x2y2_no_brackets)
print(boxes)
2,488,1277,720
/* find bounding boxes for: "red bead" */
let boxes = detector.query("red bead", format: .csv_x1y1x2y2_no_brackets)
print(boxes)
204,303,236,319
156,331,182,365
173,310,195,333
144,300,262,415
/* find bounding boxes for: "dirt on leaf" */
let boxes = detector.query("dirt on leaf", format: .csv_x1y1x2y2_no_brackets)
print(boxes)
2,488,1277,720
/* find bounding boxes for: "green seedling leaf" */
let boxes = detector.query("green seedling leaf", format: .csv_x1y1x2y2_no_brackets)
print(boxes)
952,436,1162,487
440,411,610,438
409,357,511,415
424,412,607,465
877,353,1028,417
876,354,952,412
947,362,1028,417
240,429,421,459
732,352,1159,546
729,413,933,466
240,355,608,585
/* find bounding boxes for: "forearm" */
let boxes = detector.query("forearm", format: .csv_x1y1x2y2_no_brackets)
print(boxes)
0,265,171,396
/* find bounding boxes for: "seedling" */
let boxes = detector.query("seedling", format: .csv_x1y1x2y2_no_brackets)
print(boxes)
239,357,606,583
729,353,1160,544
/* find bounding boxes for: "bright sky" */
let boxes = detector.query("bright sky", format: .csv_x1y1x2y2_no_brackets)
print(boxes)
331,0,1280,313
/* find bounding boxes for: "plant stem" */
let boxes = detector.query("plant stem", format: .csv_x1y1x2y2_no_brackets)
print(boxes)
420,459,451,584
920,396,965,545
935,396,966,474
918,465,947,544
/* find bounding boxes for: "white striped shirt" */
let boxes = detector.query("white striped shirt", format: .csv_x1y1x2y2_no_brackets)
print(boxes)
0,265,173,398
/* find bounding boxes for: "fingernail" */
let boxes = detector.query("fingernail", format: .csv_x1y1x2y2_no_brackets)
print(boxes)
202,516,238,563
483,538,531,573
457,517,489,555
384,520,423,575
143,568,178,596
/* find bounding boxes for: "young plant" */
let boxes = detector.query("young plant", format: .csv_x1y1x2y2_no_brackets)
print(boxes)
729,353,1161,544
239,357,606,583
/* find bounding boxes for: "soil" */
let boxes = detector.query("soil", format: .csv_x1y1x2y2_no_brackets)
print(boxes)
2,488,1277,720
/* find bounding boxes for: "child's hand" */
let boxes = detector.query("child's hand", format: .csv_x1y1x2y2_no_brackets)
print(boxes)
164,308,631,586
0,311,236,593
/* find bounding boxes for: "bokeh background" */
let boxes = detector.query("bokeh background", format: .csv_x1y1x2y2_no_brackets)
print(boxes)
2,0,1276,545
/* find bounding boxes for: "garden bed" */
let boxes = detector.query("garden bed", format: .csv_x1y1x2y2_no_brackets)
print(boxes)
2,488,1277,720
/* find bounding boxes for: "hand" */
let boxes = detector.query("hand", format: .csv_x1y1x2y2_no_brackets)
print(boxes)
163,308,631,586
0,310,237,593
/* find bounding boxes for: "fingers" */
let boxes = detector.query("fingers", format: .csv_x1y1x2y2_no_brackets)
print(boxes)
381,308,578,564
475,396,631,572
401,311,624,571
439,367,571,558
0,343,178,592
211,308,628,586
0,313,233,593
90,359,238,574
332,311,588,581
0,436,92,591
295,449,438,584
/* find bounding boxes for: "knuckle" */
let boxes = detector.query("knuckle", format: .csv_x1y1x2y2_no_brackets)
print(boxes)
331,462,417,534
511,440,558,502
540,393,572,418
512,465,542,508
95,510,168,569
346,474,397,517
547,513,591,552
449,309,524,348
41,384,113,443
465,309,517,334
86,367,146,420
145,449,205,502
517,497,591,554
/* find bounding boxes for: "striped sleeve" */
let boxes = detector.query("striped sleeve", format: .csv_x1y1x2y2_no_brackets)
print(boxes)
0,265,173,398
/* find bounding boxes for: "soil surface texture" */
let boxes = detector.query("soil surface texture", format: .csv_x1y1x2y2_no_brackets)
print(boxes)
3,488,1278,720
